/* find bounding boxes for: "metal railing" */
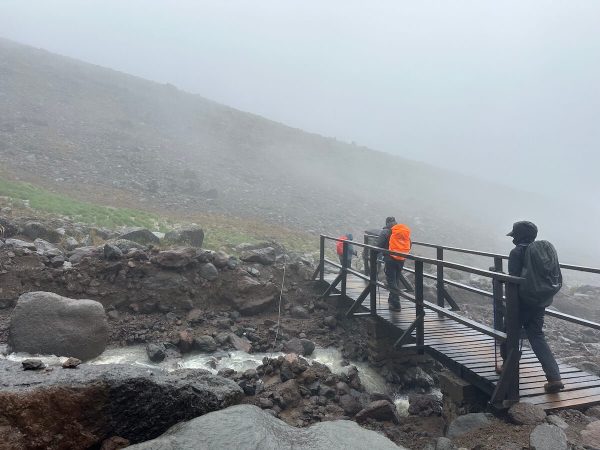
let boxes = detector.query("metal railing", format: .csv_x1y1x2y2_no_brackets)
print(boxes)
313,234,600,408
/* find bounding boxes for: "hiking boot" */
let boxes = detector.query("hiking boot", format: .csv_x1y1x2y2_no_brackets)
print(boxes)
388,302,401,312
544,380,564,393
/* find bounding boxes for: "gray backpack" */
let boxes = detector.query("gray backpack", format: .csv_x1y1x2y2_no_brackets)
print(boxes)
520,240,562,307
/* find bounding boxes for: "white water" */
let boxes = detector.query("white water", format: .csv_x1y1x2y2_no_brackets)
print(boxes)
3,346,413,415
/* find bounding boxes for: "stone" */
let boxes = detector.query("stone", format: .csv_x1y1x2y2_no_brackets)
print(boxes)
177,331,195,353
508,402,547,425
8,292,108,361
581,420,600,449
4,238,36,250
339,394,362,416
62,357,82,369
587,405,600,419
229,334,252,353
64,236,80,251
233,294,276,316
107,239,147,253
199,263,218,281
401,366,435,390
69,246,101,264
283,337,315,356
194,335,217,353
118,228,160,245
529,424,567,450
107,310,121,321
22,359,45,370
100,436,130,450
447,413,491,438
146,343,166,362
126,405,403,450
275,379,302,408
546,415,568,430
152,248,196,268
408,394,443,417
300,338,316,356
435,437,454,450
290,305,310,319
34,239,63,257
324,316,337,329
212,251,229,268
23,221,61,243
164,227,204,248
240,247,277,265
103,243,123,260
355,400,399,424
0,359,243,449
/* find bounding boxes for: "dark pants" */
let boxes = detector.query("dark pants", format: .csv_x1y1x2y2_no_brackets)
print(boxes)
500,303,561,382
384,258,404,306
339,255,352,268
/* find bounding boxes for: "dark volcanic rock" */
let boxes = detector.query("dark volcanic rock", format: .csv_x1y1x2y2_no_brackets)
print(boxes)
23,221,61,243
151,248,196,269
118,228,160,245
62,357,82,369
22,358,45,370
104,243,124,260
408,394,442,417
127,405,403,450
146,343,166,362
355,400,399,424
8,291,108,360
0,360,243,449
164,227,204,248
194,335,217,353
199,263,218,281
240,247,277,265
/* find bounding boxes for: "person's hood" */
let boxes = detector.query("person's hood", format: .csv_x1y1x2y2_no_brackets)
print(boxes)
507,221,538,244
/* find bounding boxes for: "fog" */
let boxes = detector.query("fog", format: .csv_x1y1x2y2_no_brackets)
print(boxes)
0,0,599,265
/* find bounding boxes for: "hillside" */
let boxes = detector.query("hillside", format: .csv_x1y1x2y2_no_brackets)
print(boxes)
0,38,594,263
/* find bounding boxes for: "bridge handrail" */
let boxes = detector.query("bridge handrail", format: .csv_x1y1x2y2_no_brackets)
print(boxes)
322,234,523,284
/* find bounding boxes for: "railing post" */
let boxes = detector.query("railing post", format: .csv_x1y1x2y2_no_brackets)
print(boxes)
369,245,378,316
319,235,325,282
504,281,520,404
341,240,348,298
492,257,504,333
415,260,425,354
436,247,444,308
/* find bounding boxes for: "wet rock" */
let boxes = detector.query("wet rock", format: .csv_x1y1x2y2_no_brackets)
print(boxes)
323,316,337,330
152,248,196,268
401,366,435,390
290,305,310,319
8,291,108,361
126,405,403,450
355,400,399,424
194,335,217,353
22,359,45,370
164,227,204,248
0,359,243,449
199,263,218,281
229,334,252,353
300,339,316,356
240,247,277,265
339,394,362,416
118,228,160,245
62,357,82,369
23,221,61,243
34,238,63,257
146,343,166,362
177,330,195,353
408,394,443,417
447,413,492,438
104,243,123,260
508,402,546,425
530,423,567,450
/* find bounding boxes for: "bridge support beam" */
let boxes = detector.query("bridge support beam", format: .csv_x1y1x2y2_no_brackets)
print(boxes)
439,370,489,423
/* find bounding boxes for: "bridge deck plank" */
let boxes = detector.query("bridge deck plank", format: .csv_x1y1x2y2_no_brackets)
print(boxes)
323,272,600,411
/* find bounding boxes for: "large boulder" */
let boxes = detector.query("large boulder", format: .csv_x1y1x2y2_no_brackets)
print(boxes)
7,291,108,360
447,413,492,439
164,227,204,248
508,402,546,425
530,423,567,450
231,277,278,315
240,247,277,265
0,360,243,449
355,400,400,424
34,239,63,257
127,404,404,450
118,228,160,245
581,420,600,449
23,221,61,243
151,248,196,269
0,217,19,238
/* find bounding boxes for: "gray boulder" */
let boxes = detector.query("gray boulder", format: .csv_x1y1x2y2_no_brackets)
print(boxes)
69,246,101,264
34,239,63,257
64,236,80,251
530,424,567,450
7,292,108,360
581,420,600,449
106,239,147,253
194,336,217,353
401,366,435,390
508,402,546,425
199,263,218,281
5,238,36,250
146,343,166,363
355,400,400,424
118,228,160,245
152,248,196,269
240,247,277,265
446,413,492,438
103,243,123,260
127,404,403,450
23,221,61,243
408,394,443,417
164,227,205,248
212,251,230,268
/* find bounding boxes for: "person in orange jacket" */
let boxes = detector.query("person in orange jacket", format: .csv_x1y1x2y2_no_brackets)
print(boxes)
376,217,411,311
336,233,357,268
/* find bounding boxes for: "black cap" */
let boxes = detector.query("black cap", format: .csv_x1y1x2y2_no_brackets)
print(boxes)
385,216,396,225
507,221,538,238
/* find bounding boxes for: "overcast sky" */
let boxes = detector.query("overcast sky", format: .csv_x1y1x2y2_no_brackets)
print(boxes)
1,0,599,204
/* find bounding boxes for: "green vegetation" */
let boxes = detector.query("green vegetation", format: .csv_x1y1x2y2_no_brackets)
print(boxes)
0,177,169,230
0,176,320,254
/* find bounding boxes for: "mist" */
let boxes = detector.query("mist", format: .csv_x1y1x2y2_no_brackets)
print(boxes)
0,0,599,265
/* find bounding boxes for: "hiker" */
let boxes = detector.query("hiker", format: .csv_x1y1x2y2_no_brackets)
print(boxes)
502,221,564,393
336,233,357,268
362,228,384,275
377,217,411,311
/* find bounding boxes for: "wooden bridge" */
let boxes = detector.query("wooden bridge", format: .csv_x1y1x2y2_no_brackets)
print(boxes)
313,235,600,411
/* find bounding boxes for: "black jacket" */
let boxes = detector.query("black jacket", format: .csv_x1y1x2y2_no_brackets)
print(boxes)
376,226,393,261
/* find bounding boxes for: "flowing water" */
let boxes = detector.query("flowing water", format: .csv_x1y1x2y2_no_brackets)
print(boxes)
3,346,416,415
